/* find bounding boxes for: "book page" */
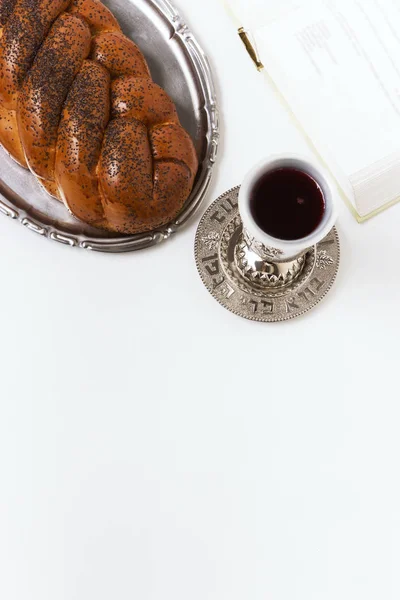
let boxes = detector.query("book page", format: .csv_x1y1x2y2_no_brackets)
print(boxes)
249,0,400,215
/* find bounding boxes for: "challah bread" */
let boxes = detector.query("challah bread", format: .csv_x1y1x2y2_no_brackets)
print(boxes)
0,105,26,167
0,0,17,32
0,0,198,235
56,60,111,225
18,13,92,182
69,0,121,34
111,76,179,125
0,0,21,164
97,117,196,234
0,0,71,110
90,31,151,79
0,0,70,167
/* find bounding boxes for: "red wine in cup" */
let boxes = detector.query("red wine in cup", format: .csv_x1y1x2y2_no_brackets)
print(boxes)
250,168,325,241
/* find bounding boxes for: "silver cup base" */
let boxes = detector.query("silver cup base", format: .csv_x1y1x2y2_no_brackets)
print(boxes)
195,187,340,322
235,233,307,288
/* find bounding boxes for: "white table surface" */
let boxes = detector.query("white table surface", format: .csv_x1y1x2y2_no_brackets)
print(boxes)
1,1,400,599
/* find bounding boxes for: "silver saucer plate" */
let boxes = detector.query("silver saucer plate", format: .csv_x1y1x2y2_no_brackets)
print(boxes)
0,0,219,252
195,187,340,322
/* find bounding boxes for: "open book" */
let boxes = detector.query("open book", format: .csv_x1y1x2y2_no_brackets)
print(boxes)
224,0,400,221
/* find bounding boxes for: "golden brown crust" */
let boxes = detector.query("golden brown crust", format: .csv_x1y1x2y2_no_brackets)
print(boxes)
91,31,151,79
98,117,196,234
55,60,110,224
0,104,27,167
69,0,121,34
38,178,62,200
99,118,153,233
152,161,193,226
0,0,17,28
0,0,71,110
111,76,178,126
18,13,91,181
150,123,198,177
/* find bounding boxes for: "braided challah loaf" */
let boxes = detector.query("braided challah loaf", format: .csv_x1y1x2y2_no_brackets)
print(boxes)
0,0,198,234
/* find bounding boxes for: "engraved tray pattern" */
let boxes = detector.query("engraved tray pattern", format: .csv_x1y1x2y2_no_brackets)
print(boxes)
0,0,219,252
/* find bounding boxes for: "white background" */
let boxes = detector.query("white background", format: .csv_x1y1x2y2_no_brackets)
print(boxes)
1,1,400,599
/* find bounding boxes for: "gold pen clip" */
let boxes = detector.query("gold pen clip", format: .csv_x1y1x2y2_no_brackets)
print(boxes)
238,28,264,71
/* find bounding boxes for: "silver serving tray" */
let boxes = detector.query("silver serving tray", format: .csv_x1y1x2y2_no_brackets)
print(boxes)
0,0,219,252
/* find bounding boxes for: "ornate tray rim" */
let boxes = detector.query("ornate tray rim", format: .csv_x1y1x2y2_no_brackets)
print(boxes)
0,0,219,253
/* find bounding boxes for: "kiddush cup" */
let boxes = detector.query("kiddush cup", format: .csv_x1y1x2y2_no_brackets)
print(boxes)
236,154,337,287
